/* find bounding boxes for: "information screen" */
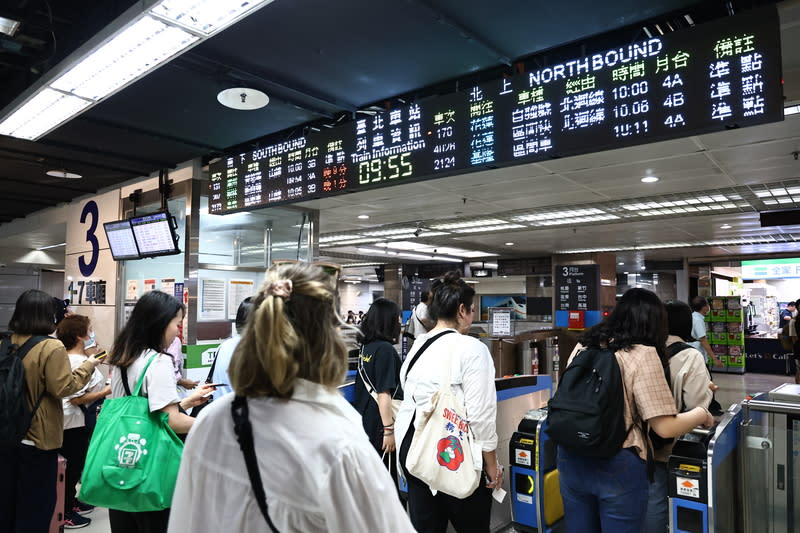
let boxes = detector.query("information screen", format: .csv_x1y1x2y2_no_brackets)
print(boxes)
103,220,140,260
130,212,180,257
209,7,782,215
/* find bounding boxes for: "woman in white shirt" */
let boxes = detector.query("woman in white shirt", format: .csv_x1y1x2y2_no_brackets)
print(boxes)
396,270,501,533
56,314,111,529
107,291,213,533
168,262,415,533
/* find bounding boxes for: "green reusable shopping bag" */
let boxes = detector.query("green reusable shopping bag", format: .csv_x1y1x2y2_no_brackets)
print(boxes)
78,352,184,512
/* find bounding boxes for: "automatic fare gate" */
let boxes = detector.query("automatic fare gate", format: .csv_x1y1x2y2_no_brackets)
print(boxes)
509,408,564,532
668,404,742,533
739,383,800,532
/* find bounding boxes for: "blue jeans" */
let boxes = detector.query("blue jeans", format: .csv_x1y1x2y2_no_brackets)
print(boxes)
644,461,669,533
557,446,649,533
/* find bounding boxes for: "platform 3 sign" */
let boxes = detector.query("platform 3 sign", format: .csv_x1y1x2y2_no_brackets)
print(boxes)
65,191,120,350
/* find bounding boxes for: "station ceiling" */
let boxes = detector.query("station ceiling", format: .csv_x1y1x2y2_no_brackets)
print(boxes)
0,0,798,271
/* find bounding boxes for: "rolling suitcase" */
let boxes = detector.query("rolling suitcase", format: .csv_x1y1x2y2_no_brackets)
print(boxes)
49,454,66,533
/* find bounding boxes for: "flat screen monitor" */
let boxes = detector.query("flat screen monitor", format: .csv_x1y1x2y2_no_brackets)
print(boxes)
102,219,141,260
130,211,180,257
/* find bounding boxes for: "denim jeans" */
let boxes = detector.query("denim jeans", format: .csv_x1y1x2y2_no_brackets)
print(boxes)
557,446,649,533
644,461,669,533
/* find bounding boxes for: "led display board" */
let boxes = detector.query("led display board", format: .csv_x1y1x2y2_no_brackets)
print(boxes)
129,212,180,257
209,7,782,214
103,219,141,260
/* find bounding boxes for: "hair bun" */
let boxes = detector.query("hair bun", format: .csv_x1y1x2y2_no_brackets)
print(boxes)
442,270,463,284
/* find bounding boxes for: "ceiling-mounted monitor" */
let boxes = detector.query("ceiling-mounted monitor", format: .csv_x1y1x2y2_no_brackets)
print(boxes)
130,211,180,257
102,219,141,260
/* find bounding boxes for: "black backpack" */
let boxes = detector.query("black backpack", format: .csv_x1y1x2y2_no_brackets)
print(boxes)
545,347,628,458
0,335,49,447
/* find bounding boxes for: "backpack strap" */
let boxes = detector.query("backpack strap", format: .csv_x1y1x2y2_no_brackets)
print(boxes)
358,344,400,404
13,335,51,420
666,342,692,359
232,395,280,533
404,330,456,379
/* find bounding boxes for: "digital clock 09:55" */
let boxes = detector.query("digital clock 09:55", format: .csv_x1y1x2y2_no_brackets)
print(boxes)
357,152,413,185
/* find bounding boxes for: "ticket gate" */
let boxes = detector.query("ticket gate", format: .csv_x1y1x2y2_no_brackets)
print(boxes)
668,404,742,533
739,384,800,532
509,408,564,532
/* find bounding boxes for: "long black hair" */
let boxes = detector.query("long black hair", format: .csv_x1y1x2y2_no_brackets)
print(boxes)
581,288,667,359
357,298,400,345
666,300,695,343
8,289,57,335
109,290,185,368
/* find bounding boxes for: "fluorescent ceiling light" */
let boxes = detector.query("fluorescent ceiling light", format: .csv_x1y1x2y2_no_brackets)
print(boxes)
0,89,91,139
320,237,379,246
46,169,83,179
431,219,507,230
453,224,525,233
0,16,21,36
319,234,362,243
36,242,67,251
151,0,270,35
0,0,274,140
357,215,370,220
362,227,418,236
785,105,800,116
641,176,659,183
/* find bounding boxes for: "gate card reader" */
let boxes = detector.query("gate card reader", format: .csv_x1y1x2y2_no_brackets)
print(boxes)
668,426,717,533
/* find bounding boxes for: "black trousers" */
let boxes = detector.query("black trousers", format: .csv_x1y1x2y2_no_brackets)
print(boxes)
399,426,492,533
0,443,58,533
60,426,90,511
109,508,171,533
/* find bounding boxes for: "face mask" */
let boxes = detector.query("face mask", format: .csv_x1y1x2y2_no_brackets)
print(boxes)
84,331,96,349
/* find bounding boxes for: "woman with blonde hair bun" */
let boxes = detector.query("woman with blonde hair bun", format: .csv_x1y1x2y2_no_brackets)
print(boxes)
168,262,414,533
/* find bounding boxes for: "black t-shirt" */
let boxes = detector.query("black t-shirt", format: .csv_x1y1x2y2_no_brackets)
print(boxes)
354,340,403,451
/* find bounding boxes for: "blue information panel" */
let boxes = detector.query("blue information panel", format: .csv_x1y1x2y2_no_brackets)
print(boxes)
209,7,782,214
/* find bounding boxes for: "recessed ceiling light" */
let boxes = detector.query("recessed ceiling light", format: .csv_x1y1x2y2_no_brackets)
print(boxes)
720,224,732,229
505,242,514,246
357,215,370,220
217,88,269,110
641,176,660,183
46,169,82,179
641,266,646,270
623,271,629,274
618,262,624,265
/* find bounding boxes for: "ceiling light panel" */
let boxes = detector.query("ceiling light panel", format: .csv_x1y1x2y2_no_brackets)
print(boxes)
431,219,507,230
361,227,419,236
319,234,362,243
150,0,275,35
51,17,199,101
452,224,525,233
0,89,92,139
0,16,21,36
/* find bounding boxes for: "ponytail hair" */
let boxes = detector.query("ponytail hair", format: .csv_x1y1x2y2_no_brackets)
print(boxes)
229,262,347,398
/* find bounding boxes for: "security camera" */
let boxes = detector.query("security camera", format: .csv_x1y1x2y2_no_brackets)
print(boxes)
413,228,422,237
794,151,799,161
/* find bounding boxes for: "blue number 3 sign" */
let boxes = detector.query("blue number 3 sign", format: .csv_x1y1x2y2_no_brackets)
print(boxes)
79,201,100,277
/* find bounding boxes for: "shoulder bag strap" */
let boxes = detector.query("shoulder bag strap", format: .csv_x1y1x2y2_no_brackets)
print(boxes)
204,342,223,384
232,395,280,533
120,352,159,397
357,345,377,395
404,330,455,379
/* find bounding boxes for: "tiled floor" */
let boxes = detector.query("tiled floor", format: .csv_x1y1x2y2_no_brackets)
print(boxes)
74,371,797,533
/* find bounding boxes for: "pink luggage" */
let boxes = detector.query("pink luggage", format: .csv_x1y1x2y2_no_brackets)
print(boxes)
49,454,66,533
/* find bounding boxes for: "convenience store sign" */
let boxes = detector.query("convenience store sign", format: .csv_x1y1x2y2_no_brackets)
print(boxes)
741,258,800,279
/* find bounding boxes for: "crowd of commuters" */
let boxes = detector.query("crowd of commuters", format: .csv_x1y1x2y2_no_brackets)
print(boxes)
3,267,777,533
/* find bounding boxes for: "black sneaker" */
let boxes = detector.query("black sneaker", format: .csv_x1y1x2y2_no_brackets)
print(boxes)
73,501,95,516
64,511,91,529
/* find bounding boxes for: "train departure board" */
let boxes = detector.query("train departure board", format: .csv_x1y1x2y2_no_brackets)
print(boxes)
209,7,782,215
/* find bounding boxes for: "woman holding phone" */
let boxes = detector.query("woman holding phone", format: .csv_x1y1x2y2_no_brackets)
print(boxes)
106,291,214,533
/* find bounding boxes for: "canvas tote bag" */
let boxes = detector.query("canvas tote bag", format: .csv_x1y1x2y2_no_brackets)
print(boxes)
79,352,184,512
405,347,480,499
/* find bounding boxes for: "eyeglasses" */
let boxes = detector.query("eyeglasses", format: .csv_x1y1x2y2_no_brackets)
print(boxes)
270,260,342,281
